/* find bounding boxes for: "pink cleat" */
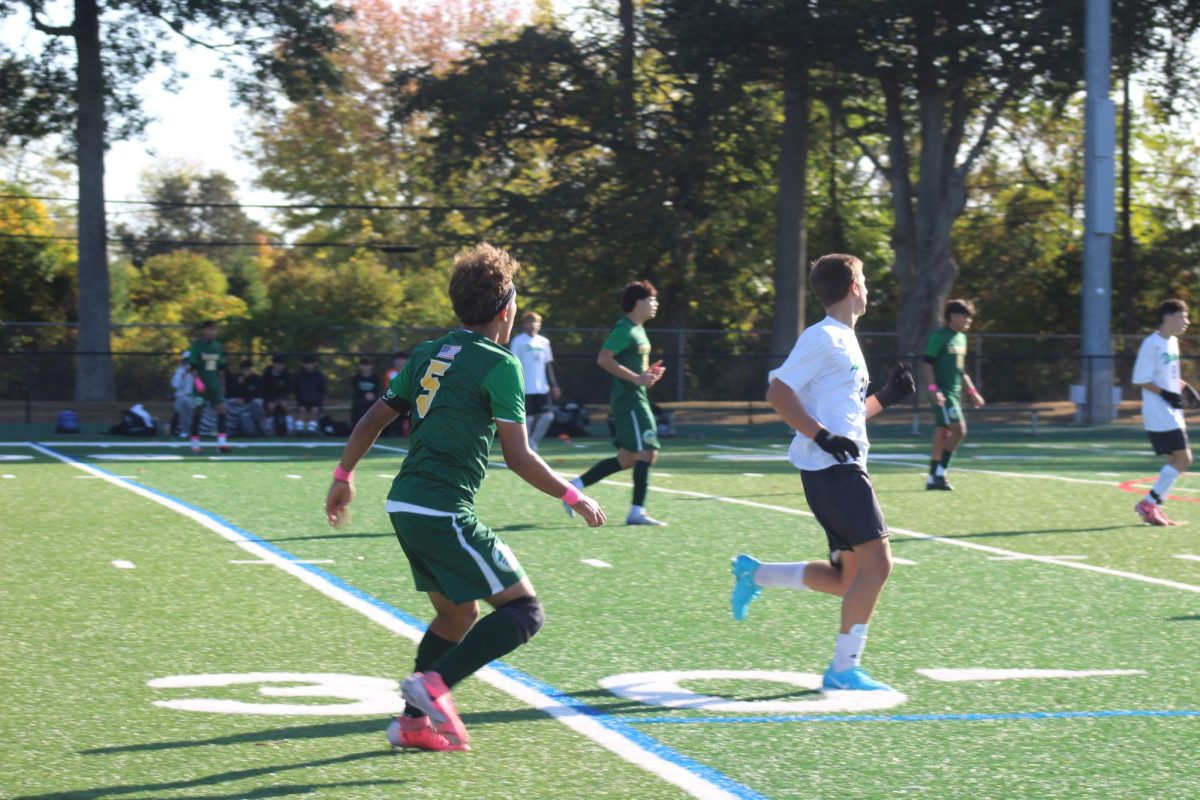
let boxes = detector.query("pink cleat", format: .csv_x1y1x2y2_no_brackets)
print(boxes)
1134,499,1168,526
400,671,469,748
386,715,469,752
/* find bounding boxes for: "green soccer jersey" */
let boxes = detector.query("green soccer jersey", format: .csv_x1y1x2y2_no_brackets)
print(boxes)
924,326,967,396
187,339,225,381
383,329,526,513
602,316,652,410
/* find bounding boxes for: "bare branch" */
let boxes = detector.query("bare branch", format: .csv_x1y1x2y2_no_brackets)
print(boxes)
28,2,75,36
152,13,239,52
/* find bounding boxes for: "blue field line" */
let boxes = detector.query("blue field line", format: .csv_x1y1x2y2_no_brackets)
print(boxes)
623,709,1200,725
40,443,769,800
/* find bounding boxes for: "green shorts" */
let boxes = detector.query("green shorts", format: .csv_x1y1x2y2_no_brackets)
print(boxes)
611,401,659,452
387,504,525,603
931,395,963,427
193,388,226,408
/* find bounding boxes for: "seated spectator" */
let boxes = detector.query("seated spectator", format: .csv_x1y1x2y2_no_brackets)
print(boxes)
350,356,381,429
293,354,326,435
170,351,195,438
227,359,266,436
262,354,291,436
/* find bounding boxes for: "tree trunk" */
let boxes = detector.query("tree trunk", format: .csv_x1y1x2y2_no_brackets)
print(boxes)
770,74,810,359
74,0,114,401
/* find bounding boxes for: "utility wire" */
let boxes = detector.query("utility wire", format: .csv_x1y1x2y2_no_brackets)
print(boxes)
0,193,495,212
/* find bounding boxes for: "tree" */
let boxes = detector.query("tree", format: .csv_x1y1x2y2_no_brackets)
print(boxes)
0,185,75,339
0,0,346,401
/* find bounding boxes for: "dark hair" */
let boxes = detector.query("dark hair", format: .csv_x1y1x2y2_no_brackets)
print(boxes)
358,356,373,366
271,353,286,365
301,354,318,365
239,359,253,369
944,299,976,321
1157,298,1188,323
621,280,657,312
808,254,862,307
449,243,520,324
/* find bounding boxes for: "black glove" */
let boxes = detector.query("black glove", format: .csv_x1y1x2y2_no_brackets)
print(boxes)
1182,382,1200,408
874,362,916,409
1160,389,1183,410
814,428,860,464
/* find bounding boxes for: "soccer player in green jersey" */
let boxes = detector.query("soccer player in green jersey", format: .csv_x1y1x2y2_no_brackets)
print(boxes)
921,299,985,490
565,280,668,526
186,320,231,454
324,243,606,752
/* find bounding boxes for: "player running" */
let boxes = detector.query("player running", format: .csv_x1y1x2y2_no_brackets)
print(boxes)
186,320,231,454
324,243,606,752
1132,298,1197,526
921,299,985,490
730,253,914,692
565,281,668,525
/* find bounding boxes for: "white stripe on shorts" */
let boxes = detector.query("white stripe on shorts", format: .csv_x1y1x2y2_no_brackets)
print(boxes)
385,499,504,594
630,409,642,447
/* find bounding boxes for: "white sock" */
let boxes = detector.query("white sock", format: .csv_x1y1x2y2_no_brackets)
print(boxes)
530,411,553,445
629,504,645,517
217,433,227,445
1148,465,1181,505
935,464,946,477
753,562,809,590
832,624,869,672
307,420,317,432
570,477,584,490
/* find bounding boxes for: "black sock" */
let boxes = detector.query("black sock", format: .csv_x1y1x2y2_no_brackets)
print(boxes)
217,413,227,435
404,630,458,717
929,459,939,477
1149,489,1163,505
940,450,954,471
579,457,623,487
432,601,542,689
633,460,650,506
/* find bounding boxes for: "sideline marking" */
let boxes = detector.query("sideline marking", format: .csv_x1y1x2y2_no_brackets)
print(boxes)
623,709,1200,725
31,442,761,800
891,557,919,566
0,454,33,461
988,555,1088,561
111,560,136,569
917,668,1144,682
1175,554,1200,563
230,559,335,565
91,454,184,461
582,559,613,568
599,480,1200,595
2,474,15,479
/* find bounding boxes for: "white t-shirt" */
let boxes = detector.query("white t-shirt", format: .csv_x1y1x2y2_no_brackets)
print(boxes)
768,316,871,471
1131,331,1185,432
510,332,555,395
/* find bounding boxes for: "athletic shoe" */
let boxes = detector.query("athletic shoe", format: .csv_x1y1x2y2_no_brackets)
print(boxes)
1134,499,1168,526
926,476,954,491
822,665,895,692
626,511,667,526
729,554,763,621
190,440,202,454
386,715,469,752
400,671,469,748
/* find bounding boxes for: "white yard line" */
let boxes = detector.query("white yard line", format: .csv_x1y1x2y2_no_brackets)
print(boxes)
599,480,1200,595
30,443,752,800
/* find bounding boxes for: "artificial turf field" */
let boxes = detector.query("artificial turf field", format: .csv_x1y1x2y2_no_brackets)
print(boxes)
2,418,1198,799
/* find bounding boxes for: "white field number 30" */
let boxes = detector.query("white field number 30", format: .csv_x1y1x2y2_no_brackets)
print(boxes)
147,670,906,716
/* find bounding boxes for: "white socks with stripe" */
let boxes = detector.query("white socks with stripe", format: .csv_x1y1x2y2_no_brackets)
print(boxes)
832,624,869,672
1146,465,1181,505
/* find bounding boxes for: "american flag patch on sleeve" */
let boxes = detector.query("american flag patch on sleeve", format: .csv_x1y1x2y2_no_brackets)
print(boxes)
436,344,462,360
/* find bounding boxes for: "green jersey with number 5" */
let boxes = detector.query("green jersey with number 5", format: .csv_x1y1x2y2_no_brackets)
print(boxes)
382,329,526,512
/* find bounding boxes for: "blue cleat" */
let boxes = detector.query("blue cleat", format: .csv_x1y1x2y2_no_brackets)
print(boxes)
729,554,763,621
822,665,895,692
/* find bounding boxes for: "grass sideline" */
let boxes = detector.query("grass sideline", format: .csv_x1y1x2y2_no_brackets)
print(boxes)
2,421,1198,799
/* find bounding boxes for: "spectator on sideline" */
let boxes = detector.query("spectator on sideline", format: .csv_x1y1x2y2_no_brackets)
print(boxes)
293,354,327,435
170,351,195,438
350,356,382,429
510,312,561,451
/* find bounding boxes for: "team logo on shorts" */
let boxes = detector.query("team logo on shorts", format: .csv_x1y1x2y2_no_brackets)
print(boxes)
642,429,656,444
492,543,520,573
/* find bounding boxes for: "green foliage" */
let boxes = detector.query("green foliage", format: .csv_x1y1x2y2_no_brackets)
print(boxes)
0,186,75,346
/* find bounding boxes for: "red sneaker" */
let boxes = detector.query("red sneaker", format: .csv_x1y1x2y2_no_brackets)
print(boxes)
1134,499,1168,526
386,715,469,752
400,671,469,748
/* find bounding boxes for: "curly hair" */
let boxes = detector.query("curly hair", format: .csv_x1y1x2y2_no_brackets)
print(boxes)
449,243,521,325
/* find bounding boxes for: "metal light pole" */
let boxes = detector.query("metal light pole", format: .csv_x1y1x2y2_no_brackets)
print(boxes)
1082,0,1116,423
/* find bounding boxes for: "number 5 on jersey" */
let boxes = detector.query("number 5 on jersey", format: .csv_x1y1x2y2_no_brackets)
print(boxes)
415,360,450,417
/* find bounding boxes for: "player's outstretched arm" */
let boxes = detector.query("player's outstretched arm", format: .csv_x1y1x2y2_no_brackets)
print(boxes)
325,399,401,527
870,362,916,416
496,420,606,527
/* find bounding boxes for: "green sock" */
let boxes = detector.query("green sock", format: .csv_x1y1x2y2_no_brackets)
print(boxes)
633,460,650,506
579,456,623,487
405,630,458,717
432,609,529,689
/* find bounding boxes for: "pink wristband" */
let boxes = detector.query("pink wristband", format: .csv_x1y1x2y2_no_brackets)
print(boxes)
333,464,354,482
966,386,980,397
927,384,939,393
561,485,582,505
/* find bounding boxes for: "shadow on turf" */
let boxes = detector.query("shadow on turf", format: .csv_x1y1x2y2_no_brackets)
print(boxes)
14,751,402,800
1166,613,1200,621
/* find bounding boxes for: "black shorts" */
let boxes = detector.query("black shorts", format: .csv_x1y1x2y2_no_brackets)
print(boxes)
1148,428,1189,456
525,393,551,415
799,463,889,554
